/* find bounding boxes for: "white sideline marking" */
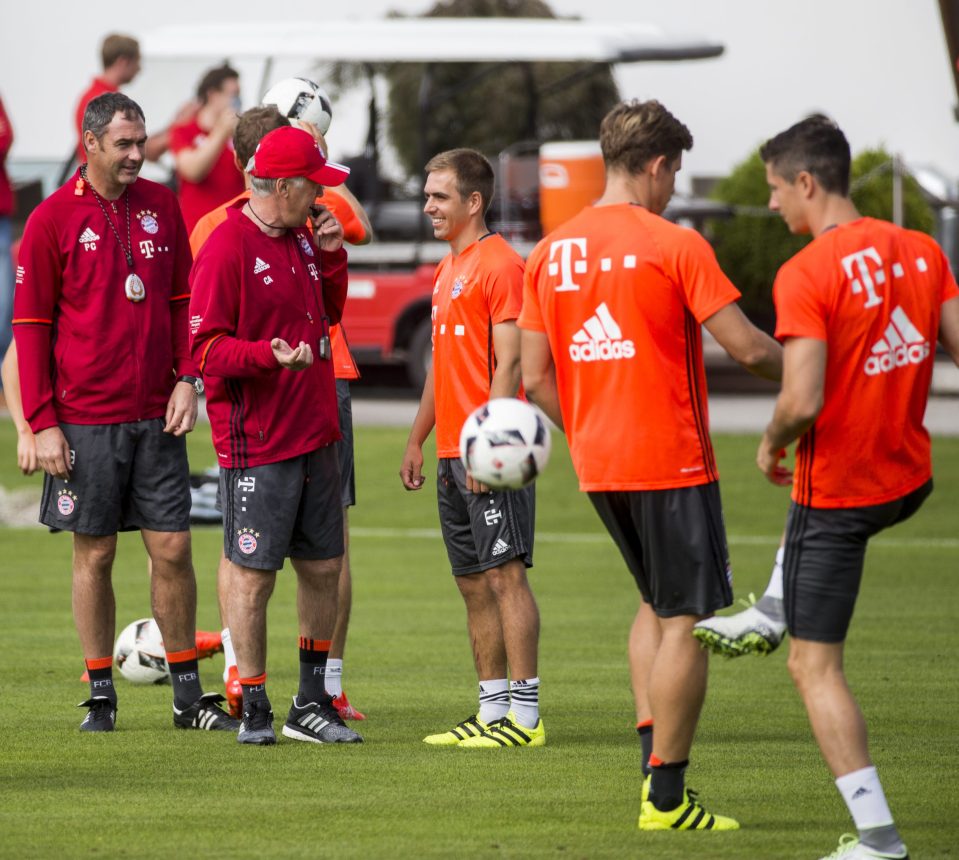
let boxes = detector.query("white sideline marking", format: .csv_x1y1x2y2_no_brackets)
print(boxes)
349,527,959,550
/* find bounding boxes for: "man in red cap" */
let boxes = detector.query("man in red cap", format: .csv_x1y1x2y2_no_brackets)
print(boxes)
190,126,360,746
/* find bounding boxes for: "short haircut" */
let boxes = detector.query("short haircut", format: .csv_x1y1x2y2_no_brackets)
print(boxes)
759,114,851,196
235,106,290,170
101,34,140,69
82,92,145,141
196,64,240,104
600,100,693,174
424,148,495,214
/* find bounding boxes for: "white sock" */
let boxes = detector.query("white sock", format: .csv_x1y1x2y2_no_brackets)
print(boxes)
509,677,540,728
221,627,236,682
325,658,344,698
478,678,510,724
764,547,785,601
835,766,895,829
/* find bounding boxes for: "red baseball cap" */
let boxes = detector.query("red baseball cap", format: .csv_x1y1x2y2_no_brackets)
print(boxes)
247,126,350,187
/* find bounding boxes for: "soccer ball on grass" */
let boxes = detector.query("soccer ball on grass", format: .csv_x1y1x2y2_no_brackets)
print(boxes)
114,618,170,685
459,398,551,490
261,77,333,135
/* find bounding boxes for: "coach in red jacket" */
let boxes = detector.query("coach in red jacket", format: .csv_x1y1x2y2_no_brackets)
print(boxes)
13,92,237,734
189,126,360,746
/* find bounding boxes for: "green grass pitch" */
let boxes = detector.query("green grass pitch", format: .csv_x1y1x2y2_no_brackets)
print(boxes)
0,420,956,858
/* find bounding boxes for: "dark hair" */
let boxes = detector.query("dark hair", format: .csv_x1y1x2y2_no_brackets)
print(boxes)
82,92,145,141
760,114,851,196
196,64,240,104
424,148,495,214
101,34,140,69
234,106,290,169
600,100,693,174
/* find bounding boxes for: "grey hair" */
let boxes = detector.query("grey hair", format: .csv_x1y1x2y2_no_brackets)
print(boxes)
249,174,310,197
82,92,145,141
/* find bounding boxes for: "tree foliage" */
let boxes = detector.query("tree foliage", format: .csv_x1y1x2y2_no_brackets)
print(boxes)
708,147,936,322
384,0,620,179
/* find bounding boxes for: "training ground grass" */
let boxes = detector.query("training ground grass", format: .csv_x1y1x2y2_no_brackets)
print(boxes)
0,420,956,859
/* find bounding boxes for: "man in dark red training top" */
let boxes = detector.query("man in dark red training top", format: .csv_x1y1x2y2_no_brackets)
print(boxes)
190,125,360,747
13,92,237,734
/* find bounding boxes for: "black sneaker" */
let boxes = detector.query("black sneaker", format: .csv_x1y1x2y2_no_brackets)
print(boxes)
78,696,116,732
173,692,240,731
282,696,364,744
238,700,276,746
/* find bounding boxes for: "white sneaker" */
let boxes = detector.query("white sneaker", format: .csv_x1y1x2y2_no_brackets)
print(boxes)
692,596,786,657
818,833,908,859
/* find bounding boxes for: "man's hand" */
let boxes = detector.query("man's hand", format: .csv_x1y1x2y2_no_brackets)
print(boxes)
17,428,38,475
164,382,199,436
465,472,489,494
757,437,792,486
312,205,344,253
400,442,426,491
35,426,72,479
272,338,314,370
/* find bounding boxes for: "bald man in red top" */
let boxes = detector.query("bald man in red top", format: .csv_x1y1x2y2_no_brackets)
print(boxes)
752,116,959,860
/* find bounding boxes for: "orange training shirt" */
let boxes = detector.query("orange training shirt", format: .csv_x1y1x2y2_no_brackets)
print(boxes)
189,189,367,380
432,232,525,458
518,203,741,492
774,217,958,508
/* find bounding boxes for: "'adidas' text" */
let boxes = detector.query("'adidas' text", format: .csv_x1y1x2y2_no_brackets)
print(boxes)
864,306,930,376
569,302,635,363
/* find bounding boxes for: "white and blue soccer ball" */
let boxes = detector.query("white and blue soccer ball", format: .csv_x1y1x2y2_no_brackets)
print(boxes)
262,77,333,135
114,618,170,685
460,398,551,490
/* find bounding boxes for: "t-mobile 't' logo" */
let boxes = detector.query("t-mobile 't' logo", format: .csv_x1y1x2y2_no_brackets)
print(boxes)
547,238,587,292
841,247,885,309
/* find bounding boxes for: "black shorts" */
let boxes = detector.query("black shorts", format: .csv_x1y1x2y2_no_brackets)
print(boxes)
588,482,733,618
220,446,345,572
783,479,933,643
436,458,534,575
336,379,355,509
40,419,191,536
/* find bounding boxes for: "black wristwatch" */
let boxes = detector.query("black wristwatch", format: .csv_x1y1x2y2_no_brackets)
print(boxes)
177,374,204,395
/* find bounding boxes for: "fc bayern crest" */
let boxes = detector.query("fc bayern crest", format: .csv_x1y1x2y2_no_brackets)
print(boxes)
138,210,159,235
57,490,77,516
451,277,465,299
299,236,315,257
237,528,259,555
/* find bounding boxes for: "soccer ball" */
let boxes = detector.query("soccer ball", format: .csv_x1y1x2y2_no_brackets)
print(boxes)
261,77,333,135
460,398,551,490
114,618,170,685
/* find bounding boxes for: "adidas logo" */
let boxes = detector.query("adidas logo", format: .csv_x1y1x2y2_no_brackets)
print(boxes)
850,787,872,800
78,227,100,244
568,302,635,362
253,257,270,274
491,538,510,556
864,305,930,376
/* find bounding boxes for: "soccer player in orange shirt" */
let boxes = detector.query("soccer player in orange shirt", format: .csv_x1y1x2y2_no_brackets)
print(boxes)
520,100,783,830
190,104,372,722
400,148,544,749
752,116,959,860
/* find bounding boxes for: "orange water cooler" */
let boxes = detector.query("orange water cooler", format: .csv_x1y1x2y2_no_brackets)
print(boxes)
538,141,605,235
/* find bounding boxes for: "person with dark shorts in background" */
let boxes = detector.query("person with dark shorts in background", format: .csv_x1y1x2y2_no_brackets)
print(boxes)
13,92,237,734
400,148,544,750
520,100,782,831
190,125,360,747
755,115,959,860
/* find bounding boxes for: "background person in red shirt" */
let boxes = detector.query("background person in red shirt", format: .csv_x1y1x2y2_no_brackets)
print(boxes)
13,92,237,734
170,64,245,232
189,126,359,747
400,149,543,749
520,100,782,831
0,94,14,364
754,115,959,860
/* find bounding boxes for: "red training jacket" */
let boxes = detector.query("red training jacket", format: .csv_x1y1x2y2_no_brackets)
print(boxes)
13,171,196,432
189,205,348,469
